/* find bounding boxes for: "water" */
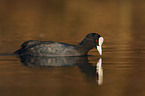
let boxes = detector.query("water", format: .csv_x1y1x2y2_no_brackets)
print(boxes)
0,0,145,96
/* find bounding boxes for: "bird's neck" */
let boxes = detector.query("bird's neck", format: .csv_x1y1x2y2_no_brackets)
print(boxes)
76,39,95,55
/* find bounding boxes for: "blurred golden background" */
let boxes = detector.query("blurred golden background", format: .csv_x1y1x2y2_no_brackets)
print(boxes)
0,1,145,96
0,0,145,53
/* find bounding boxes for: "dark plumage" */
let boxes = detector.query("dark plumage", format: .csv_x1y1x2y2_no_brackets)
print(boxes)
15,33,104,56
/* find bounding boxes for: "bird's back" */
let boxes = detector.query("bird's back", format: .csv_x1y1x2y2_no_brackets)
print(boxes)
15,41,82,56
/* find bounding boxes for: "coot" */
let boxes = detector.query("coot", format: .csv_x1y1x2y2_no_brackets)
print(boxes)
15,33,104,56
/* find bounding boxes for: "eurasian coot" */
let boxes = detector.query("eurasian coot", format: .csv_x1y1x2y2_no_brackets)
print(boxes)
15,33,104,56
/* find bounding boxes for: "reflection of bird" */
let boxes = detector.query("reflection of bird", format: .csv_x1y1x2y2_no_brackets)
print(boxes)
15,33,104,56
96,58,103,85
19,55,103,85
19,55,88,67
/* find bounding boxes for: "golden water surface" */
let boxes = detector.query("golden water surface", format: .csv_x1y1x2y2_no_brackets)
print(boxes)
0,0,145,96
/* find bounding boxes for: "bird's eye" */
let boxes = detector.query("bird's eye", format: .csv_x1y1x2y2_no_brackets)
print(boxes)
95,40,98,42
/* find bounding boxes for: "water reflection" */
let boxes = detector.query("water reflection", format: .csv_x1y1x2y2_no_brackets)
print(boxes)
19,56,88,67
19,56,103,85
96,58,103,85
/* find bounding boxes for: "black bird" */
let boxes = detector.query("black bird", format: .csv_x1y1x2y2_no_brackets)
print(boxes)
15,33,104,56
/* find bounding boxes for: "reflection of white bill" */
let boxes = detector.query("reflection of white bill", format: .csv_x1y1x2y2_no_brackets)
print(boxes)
96,58,103,85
